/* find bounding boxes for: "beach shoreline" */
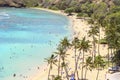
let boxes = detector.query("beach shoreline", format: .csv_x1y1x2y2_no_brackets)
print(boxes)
32,7,90,37
30,7,108,80
29,7,84,80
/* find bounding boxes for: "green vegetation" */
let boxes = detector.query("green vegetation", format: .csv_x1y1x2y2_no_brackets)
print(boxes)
99,38,107,44
84,56,93,79
94,55,106,80
113,0,120,5
112,50,120,66
64,7,74,15
49,6,59,10
45,36,106,80
45,54,57,80
77,13,89,18
44,0,120,80
1,0,120,80
23,0,39,7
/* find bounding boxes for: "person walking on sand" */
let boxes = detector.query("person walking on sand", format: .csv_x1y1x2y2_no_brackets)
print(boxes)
105,72,110,80
70,71,75,80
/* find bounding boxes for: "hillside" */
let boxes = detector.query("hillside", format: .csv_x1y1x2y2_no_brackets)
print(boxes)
0,0,25,7
0,0,119,8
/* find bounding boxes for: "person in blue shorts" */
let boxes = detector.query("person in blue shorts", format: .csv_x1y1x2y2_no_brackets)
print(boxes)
70,71,75,80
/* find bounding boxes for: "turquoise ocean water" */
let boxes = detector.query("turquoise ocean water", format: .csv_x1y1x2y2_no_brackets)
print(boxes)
0,8,71,80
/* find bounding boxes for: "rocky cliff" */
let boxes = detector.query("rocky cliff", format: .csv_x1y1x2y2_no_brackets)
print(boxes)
0,0,25,7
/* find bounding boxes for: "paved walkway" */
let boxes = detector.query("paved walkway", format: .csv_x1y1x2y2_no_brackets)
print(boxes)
106,72,120,80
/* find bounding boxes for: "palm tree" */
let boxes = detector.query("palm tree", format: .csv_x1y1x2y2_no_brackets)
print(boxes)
55,44,69,80
61,62,69,80
60,37,71,51
45,54,57,80
54,45,64,77
76,38,83,80
60,61,64,79
88,25,99,60
55,37,70,78
84,56,93,79
80,37,91,80
94,55,106,80
107,46,110,67
60,37,71,79
71,37,80,79
91,2,108,55
54,75,62,80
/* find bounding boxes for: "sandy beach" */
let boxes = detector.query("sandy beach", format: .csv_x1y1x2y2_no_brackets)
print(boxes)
30,7,108,80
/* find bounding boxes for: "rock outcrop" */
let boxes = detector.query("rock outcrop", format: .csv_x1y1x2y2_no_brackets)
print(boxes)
0,0,25,7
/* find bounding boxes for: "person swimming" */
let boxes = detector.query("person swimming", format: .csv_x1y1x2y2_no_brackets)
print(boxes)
13,73,16,77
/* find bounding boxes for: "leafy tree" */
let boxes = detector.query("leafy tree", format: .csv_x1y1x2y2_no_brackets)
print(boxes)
112,50,120,66
77,13,84,18
23,0,39,7
54,75,62,80
74,6,81,12
105,11,120,50
109,6,120,14
104,11,120,67
65,7,75,15
77,13,89,18
113,0,120,6
91,2,108,55
81,2,94,17
56,1,67,10
49,6,59,10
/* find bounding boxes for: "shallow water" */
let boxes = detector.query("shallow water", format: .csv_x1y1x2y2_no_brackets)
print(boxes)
0,8,71,80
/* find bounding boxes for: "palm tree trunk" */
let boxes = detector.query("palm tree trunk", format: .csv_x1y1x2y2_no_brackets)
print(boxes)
81,61,83,79
98,28,100,55
76,51,81,80
76,51,81,66
74,47,77,79
108,47,110,67
81,50,84,79
93,36,96,61
96,69,99,80
58,56,61,76
61,66,63,79
111,49,113,67
76,71,79,80
48,65,51,80
64,66,69,80
93,41,96,61
84,66,87,79
62,57,69,80
112,48,116,66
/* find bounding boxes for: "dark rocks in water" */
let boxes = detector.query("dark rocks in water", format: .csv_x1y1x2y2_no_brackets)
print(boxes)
13,73,16,77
